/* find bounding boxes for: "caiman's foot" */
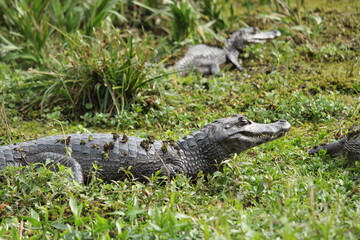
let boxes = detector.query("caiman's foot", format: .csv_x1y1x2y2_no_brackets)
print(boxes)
160,164,184,178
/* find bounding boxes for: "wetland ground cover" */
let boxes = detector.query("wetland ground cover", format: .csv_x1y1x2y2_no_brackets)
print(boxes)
0,0,359,239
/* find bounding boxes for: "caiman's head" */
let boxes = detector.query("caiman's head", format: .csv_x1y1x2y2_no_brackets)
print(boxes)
210,114,291,154
308,126,360,157
226,27,281,50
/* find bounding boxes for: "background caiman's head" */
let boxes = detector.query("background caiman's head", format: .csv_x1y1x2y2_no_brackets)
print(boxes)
226,27,281,50
210,114,291,154
307,126,360,157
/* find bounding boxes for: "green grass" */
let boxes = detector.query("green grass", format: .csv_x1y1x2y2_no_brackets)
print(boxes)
1,0,360,239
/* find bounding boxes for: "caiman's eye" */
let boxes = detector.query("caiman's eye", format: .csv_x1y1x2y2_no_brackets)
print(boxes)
238,116,250,125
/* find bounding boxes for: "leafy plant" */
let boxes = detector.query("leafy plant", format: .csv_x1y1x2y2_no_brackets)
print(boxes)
246,91,350,124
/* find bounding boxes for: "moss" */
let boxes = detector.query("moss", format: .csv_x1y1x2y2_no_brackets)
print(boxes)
91,144,100,150
168,139,180,150
103,142,115,152
161,141,169,153
119,135,128,143
56,136,71,146
140,139,150,151
147,135,155,144
112,132,120,140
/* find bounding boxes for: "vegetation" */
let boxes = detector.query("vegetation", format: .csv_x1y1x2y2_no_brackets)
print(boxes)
0,0,359,239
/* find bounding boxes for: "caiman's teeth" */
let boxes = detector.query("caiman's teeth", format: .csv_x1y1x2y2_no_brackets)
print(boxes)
241,131,289,139
250,132,286,139
252,134,275,138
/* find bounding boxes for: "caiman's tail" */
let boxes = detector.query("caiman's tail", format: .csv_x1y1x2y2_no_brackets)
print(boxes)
0,148,6,177
0,146,20,177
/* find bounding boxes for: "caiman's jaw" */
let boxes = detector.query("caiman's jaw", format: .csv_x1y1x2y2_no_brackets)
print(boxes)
215,115,291,154
235,128,289,142
308,126,359,157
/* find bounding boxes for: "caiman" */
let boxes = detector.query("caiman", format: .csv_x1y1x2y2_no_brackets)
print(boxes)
0,115,291,183
308,126,360,164
173,27,281,76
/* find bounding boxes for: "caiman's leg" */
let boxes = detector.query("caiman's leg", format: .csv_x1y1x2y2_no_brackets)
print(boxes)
192,59,221,75
210,63,221,75
30,152,84,183
160,164,184,178
224,49,243,72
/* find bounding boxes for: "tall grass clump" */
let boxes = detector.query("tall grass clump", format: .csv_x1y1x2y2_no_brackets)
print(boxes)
169,0,220,44
0,0,123,66
198,0,227,31
26,27,163,115
121,0,229,44
255,0,324,38
48,0,122,36
0,0,51,65
170,0,199,43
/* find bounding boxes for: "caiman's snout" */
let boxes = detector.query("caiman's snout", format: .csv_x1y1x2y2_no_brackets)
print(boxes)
218,116,291,154
272,30,281,38
308,145,321,155
277,119,291,130
272,119,292,136
241,118,290,141
243,28,282,43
